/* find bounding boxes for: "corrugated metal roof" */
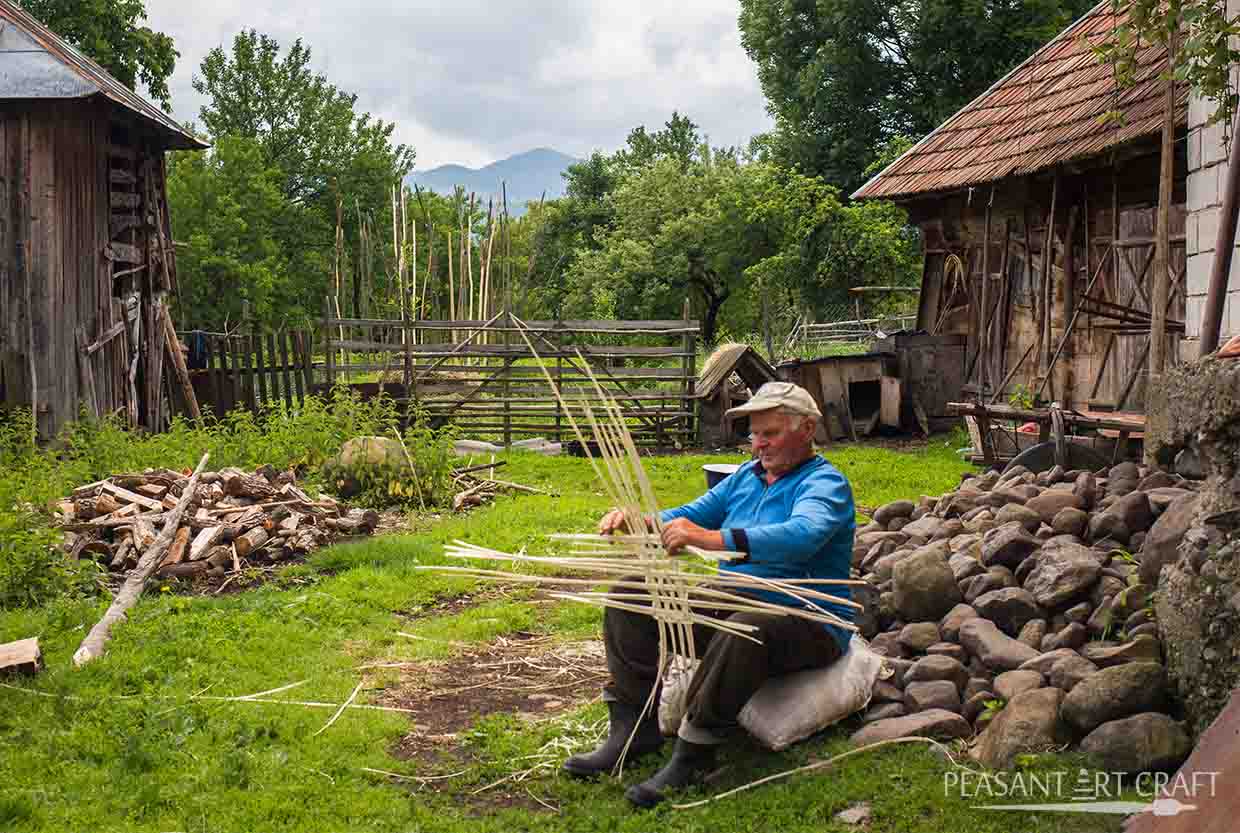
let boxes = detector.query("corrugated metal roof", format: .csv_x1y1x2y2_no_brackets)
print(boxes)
853,2,1184,201
0,0,205,150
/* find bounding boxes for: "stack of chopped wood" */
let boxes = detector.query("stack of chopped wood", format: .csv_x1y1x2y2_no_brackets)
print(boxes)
450,460,546,512
55,465,379,580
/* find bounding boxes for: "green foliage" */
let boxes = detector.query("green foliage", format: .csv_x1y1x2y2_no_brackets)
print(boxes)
170,30,413,330
978,697,1006,725
559,153,918,344
737,0,1097,190
1094,1,1240,134
1008,384,1036,409
18,0,177,109
168,136,318,329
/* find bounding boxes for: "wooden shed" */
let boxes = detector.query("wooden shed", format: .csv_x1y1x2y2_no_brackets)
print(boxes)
854,1,1187,416
0,1,206,438
694,343,777,447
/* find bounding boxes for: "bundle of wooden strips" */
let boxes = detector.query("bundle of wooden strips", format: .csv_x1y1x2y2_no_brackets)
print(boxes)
415,322,860,769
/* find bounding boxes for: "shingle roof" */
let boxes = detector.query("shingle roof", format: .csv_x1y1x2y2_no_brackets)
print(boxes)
0,0,205,150
852,1,1185,201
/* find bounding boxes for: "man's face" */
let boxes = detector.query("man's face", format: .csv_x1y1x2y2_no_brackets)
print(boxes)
749,409,814,478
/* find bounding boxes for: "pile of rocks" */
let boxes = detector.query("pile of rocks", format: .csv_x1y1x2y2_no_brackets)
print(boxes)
850,460,1198,771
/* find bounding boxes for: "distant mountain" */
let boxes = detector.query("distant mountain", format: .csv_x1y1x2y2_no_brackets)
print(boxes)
407,148,580,215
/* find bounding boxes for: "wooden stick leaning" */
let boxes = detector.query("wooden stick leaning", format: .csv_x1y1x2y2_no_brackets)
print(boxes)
73,453,210,667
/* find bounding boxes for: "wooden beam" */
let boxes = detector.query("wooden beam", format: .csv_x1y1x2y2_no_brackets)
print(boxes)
0,638,40,675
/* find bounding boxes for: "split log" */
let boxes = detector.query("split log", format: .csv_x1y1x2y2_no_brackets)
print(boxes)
189,526,222,561
77,494,120,519
0,638,41,675
101,483,164,512
136,484,168,499
233,527,269,558
223,473,276,501
132,517,157,549
161,526,192,567
110,537,133,572
156,561,208,579
73,453,210,668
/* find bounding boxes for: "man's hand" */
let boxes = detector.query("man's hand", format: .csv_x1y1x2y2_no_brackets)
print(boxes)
598,509,631,536
661,518,725,554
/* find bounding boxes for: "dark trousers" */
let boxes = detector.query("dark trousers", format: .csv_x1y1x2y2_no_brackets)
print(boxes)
602,574,844,736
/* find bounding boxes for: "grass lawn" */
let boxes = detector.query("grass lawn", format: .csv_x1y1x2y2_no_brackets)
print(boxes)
0,437,1129,832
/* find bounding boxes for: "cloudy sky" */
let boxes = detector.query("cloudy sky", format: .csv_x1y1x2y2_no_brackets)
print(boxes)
144,0,775,171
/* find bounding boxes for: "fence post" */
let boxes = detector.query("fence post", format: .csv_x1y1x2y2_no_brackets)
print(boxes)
322,296,335,389
683,299,696,446
503,309,512,447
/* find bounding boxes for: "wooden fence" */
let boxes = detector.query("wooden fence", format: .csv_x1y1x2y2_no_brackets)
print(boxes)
321,305,699,447
179,329,315,418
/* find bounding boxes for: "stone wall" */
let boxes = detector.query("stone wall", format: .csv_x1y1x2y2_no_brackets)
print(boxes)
1146,357,1240,735
1185,10,1240,346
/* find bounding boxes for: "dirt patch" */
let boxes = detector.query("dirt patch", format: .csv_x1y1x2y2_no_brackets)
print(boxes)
383,632,607,764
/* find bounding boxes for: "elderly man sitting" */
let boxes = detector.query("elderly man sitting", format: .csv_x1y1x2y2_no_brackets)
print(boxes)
563,381,856,808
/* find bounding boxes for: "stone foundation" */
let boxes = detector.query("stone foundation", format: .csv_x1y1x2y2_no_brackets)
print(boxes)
1146,357,1240,736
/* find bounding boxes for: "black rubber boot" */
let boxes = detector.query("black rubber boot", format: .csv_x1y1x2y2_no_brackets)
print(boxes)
624,738,717,808
562,701,664,778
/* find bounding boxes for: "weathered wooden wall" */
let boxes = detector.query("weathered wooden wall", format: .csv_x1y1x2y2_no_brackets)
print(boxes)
0,98,180,437
906,146,1187,413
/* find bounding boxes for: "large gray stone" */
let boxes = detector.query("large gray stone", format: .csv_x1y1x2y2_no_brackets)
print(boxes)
1023,544,1102,607
964,567,1017,603
949,553,985,583
939,603,978,643
981,523,1040,569
1026,492,1085,525
1048,653,1097,692
1018,648,1082,675
1017,618,1047,649
972,687,1069,769
1060,662,1167,734
902,515,945,540
959,617,1040,671
1079,713,1191,773
1140,493,1199,586
995,504,1042,533
993,670,1044,701
850,709,972,746
1044,622,1089,651
904,680,961,713
863,702,907,724
1051,507,1089,538
898,622,942,653
973,587,1043,636
893,546,963,623
904,654,970,693
1079,635,1162,668
873,500,916,526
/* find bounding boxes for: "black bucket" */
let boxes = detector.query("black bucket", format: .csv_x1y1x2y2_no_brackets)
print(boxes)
703,463,741,490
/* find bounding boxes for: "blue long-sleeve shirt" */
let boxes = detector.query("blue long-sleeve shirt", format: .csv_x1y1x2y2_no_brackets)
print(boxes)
659,455,856,651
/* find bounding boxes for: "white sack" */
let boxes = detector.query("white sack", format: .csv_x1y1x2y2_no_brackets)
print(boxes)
658,635,884,750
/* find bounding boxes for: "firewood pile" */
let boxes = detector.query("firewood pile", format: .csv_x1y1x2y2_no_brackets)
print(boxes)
55,465,380,581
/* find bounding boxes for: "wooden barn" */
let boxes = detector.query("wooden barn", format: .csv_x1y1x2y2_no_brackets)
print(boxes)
0,1,205,438
854,1,1187,416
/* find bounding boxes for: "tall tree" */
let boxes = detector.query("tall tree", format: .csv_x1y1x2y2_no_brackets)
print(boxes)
19,0,177,109
737,0,1097,190
194,31,413,209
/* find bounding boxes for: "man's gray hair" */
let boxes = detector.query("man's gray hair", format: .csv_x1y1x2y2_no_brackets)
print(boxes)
777,405,819,425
